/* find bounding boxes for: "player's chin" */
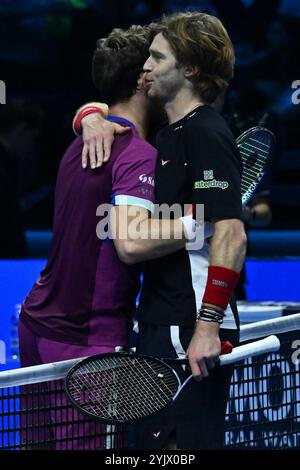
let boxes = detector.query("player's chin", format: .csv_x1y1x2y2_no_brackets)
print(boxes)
146,85,158,97
147,87,163,104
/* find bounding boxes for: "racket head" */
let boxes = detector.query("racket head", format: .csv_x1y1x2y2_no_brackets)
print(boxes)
236,126,276,206
65,352,181,424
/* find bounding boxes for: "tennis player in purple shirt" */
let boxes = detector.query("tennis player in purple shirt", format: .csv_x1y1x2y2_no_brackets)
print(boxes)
18,25,188,450
20,119,156,350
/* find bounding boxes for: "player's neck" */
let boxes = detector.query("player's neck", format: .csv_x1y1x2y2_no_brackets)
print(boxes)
109,98,148,139
165,89,205,125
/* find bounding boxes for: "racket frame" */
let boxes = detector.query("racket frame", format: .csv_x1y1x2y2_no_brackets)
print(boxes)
64,351,182,425
65,335,280,424
236,126,276,207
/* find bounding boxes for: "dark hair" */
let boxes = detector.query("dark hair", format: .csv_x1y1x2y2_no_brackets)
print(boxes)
153,12,235,103
92,25,152,106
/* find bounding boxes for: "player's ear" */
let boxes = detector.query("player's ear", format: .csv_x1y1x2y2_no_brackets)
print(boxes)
184,66,200,79
137,72,147,92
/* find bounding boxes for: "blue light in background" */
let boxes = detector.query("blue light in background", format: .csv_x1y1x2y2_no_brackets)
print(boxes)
0,259,46,370
0,257,299,371
245,259,300,302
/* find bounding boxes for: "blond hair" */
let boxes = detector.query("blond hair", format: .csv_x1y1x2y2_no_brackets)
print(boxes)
154,12,235,103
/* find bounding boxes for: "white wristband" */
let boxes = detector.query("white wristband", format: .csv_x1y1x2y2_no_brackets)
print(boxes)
179,215,197,241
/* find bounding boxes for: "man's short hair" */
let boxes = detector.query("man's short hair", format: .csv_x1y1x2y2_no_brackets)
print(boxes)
92,25,151,106
154,12,235,103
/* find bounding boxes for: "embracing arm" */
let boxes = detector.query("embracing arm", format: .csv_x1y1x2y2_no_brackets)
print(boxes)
110,205,194,264
73,102,130,169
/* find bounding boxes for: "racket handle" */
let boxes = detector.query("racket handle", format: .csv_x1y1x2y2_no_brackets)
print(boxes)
220,335,280,366
176,335,280,398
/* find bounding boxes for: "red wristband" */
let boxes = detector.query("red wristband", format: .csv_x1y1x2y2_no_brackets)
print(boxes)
73,106,106,135
202,266,240,311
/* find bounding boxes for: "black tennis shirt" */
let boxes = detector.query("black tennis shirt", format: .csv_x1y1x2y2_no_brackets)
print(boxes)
137,104,243,327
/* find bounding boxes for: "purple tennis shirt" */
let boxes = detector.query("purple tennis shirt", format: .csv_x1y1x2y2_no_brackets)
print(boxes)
21,118,156,346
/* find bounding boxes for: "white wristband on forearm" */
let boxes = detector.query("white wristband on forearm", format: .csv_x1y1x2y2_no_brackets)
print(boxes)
179,215,197,241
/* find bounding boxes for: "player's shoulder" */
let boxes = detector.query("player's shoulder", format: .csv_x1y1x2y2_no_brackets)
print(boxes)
115,130,157,165
184,106,236,144
59,136,84,168
185,105,228,132
131,132,157,153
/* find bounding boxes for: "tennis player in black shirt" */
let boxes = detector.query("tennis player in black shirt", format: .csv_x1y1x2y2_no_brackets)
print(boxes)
73,12,247,450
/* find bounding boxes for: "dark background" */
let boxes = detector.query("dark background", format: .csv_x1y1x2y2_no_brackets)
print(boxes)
1,0,300,258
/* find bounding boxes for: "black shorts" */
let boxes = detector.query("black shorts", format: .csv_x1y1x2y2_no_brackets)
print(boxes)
134,323,239,450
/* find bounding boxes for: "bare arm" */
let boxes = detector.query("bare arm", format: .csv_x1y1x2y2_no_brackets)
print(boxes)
208,218,247,271
187,219,247,380
110,205,188,264
73,103,130,169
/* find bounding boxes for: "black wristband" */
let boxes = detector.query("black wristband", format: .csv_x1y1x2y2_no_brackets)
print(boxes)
196,308,224,324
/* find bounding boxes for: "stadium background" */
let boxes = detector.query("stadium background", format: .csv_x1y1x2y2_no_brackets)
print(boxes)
0,0,300,451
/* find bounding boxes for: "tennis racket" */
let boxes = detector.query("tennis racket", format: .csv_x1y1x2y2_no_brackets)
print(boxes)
236,126,275,206
65,335,280,424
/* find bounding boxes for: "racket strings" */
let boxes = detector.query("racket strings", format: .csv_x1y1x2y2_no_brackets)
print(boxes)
70,360,153,418
82,358,177,419
70,369,149,421
241,164,264,179
242,142,269,156
67,356,179,422
238,131,274,206
240,137,271,161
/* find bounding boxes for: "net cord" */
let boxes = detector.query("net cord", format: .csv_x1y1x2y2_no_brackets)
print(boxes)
1,313,299,388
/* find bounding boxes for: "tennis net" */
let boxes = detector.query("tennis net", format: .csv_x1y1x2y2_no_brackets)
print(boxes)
1,314,300,450
226,318,300,449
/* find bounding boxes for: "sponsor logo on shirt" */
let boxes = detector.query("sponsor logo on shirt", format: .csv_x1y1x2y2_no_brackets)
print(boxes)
139,174,155,187
138,187,153,197
161,159,171,166
194,179,229,190
204,170,214,180
195,170,228,190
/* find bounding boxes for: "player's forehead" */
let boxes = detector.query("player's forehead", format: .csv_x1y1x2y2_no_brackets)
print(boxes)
149,33,174,57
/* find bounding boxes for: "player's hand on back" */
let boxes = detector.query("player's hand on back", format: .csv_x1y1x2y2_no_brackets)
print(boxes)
81,113,131,169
